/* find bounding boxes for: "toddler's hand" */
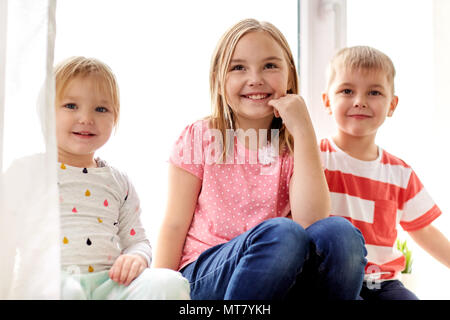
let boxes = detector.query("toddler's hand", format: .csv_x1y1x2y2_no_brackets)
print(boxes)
109,254,148,286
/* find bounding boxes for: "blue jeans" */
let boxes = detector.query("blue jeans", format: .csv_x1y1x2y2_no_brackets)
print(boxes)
360,280,419,300
181,217,367,300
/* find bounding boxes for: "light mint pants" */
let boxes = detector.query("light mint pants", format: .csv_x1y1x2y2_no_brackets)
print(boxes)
61,268,190,300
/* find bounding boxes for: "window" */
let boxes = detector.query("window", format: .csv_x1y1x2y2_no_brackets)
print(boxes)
299,0,448,299
347,0,449,299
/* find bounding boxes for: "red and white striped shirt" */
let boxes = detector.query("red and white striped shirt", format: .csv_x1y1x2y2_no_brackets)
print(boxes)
320,138,441,281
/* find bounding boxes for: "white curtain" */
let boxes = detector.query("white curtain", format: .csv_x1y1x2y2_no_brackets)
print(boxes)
0,0,59,299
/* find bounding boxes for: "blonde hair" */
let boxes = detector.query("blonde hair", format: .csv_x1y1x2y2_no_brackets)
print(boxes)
326,46,396,94
209,18,298,156
54,56,120,126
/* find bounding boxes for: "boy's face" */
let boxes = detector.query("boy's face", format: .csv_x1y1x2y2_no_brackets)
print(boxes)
55,75,115,166
322,67,398,140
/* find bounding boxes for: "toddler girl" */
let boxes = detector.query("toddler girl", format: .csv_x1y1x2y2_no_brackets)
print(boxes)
55,56,190,300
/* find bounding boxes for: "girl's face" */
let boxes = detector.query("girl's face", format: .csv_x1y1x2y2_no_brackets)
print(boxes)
225,31,291,129
55,75,115,167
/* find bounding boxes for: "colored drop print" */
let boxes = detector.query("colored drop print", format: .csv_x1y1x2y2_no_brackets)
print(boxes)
88,265,94,273
72,207,77,213
82,168,88,174
63,237,68,244
86,238,92,246
103,199,108,207
60,163,66,170
97,217,103,223
85,189,91,197
130,228,136,236
124,191,128,201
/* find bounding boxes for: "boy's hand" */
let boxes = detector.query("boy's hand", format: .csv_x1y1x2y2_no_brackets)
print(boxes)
268,94,313,136
109,254,148,286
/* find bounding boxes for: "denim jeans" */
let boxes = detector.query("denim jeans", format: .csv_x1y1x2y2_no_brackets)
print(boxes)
360,280,419,300
181,216,367,300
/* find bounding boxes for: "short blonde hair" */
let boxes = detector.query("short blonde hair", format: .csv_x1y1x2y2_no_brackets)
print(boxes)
54,56,120,126
326,46,396,94
209,18,298,156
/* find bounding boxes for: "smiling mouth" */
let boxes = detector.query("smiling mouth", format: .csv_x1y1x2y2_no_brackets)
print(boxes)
73,131,96,137
348,114,371,119
242,93,272,100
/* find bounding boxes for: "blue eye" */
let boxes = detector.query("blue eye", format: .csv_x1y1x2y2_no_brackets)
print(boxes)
369,90,382,96
95,106,108,113
64,103,77,109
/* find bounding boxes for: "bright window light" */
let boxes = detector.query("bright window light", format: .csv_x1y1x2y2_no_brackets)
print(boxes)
348,0,449,299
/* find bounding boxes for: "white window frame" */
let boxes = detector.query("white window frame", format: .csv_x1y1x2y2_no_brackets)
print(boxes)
0,0,7,173
299,0,347,140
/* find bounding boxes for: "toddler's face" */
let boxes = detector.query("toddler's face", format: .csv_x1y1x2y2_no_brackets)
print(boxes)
225,31,291,129
323,67,398,139
55,75,115,166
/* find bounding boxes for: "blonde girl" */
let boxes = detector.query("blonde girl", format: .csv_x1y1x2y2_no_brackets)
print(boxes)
55,57,190,299
153,19,367,300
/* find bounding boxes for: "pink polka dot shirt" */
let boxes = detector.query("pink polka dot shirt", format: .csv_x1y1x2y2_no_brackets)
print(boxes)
170,120,294,270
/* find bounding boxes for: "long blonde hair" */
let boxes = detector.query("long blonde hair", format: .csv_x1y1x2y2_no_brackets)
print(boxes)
209,18,298,157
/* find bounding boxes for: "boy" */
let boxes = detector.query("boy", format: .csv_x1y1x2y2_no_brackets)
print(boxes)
321,46,450,300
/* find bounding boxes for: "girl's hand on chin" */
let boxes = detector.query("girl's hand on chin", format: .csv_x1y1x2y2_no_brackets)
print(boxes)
268,94,313,135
